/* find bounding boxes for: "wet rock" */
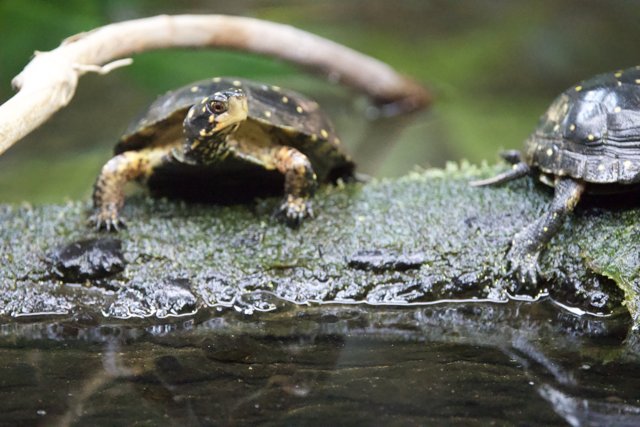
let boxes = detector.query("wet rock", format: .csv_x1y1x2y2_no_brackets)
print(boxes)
348,249,426,272
104,278,198,319
1,284,74,317
152,278,198,318
195,272,237,307
48,238,125,282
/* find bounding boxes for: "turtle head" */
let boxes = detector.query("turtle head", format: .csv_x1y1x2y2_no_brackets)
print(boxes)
181,89,248,164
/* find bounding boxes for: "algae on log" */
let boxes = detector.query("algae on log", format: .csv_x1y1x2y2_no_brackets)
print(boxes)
0,163,638,326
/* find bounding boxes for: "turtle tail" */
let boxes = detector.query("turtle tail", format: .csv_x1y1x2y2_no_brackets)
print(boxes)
470,162,530,187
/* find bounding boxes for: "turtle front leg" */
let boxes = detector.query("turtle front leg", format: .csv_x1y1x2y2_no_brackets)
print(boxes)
91,147,170,231
266,146,317,226
227,140,317,226
507,177,585,287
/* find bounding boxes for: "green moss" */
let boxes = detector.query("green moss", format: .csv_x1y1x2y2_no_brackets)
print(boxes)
0,164,637,327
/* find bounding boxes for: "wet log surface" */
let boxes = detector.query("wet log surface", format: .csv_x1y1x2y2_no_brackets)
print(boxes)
1,163,638,326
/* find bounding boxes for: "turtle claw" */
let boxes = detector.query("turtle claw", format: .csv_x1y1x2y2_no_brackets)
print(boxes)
89,211,127,232
505,240,541,290
275,196,314,227
507,252,540,287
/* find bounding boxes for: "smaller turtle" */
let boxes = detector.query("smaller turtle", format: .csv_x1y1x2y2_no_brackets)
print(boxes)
91,78,354,230
472,66,640,285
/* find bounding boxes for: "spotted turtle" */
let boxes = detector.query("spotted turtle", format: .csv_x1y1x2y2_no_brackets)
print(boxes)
472,66,640,284
91,78,354,229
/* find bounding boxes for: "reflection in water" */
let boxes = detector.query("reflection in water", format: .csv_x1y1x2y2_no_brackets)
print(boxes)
539,385,640,427
0,300,638,425
507,336,576,386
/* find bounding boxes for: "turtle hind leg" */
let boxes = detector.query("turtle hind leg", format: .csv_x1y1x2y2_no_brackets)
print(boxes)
91,146,171,231
507,177,585,287
470,162,530,187
500,150,524,165
470,149,530,187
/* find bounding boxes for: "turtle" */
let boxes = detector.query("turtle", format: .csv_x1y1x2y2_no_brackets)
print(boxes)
471,65,640,285
91,77,354,230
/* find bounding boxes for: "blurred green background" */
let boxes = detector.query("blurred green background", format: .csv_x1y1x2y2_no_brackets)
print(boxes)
1,0,640,203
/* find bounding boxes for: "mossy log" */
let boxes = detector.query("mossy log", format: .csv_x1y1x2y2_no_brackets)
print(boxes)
1,163,638,327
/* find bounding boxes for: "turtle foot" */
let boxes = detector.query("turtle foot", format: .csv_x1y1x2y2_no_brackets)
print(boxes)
275,195,314,227
89,209,127,232
505,238,542,290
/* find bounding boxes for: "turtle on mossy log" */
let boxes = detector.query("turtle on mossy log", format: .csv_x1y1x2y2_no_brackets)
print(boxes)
91,77,354,230
473,65,640,285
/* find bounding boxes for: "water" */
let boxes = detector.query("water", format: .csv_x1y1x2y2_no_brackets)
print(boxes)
1,301,638,426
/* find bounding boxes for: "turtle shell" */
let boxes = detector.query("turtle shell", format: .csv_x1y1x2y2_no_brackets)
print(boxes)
524,66,640,184
115,77,353,183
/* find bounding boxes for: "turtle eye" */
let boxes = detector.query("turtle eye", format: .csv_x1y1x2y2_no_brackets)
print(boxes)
208,100,227,114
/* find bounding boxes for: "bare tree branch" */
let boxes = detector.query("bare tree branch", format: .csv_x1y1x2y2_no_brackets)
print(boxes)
0,14,430,157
